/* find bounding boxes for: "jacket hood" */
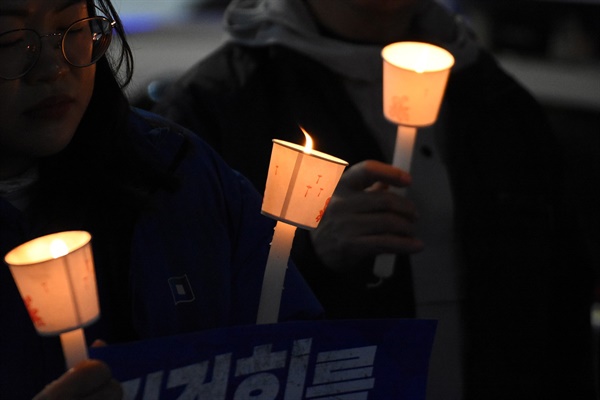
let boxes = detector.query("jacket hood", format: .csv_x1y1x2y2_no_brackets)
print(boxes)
223,0,480,81
224,0,319,41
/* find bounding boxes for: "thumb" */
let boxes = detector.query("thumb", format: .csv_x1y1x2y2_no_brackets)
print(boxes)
338,160,411,193
91,339,107,348
33,360,122,400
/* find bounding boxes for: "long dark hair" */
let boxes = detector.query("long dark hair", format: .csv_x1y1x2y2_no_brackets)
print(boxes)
91,0,134,88
32,0,164,231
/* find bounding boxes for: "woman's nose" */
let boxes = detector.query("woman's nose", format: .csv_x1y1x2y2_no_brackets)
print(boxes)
25,35,69,83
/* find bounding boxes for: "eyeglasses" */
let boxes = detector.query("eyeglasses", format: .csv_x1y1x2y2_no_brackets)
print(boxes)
0,16,115,80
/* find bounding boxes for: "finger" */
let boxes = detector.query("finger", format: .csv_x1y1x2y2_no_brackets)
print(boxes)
326,191,419,221
311,222,424,271
365,181,388,192
337,160,411,194
324,211,421,238
33,360,122,400
320,231,424,269
355,235,425,256
79,380,122,400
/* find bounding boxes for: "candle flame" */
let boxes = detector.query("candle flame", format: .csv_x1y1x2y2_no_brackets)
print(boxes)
300,126,313,154
50,239,69,259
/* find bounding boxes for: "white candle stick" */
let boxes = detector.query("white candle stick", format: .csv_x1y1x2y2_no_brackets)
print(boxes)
257,221,297,324
391,125,418,195
373,125,417,281
259,130,348,323
60,328,89,369
4,231,99,370
374,42,454,285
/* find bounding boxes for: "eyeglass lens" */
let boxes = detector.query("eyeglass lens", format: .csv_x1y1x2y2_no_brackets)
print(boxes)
64,18,112,68
0,17,113,80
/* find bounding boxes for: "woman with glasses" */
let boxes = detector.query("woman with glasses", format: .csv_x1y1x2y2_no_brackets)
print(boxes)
0,1,323,398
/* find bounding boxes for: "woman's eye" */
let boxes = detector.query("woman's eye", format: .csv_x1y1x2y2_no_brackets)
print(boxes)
0,31,26,49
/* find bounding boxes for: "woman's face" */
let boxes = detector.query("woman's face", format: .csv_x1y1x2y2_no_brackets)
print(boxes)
0,0,95,179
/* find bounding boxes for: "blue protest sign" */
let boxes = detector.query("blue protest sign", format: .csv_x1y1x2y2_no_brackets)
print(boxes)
90,319,436,400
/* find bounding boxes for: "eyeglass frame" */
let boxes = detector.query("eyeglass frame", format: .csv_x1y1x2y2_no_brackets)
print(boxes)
0,16,116,81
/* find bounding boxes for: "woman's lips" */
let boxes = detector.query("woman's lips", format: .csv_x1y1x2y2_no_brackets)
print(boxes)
24,95,75,120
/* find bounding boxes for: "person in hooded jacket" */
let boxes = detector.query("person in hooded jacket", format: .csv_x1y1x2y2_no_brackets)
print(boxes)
152,0,596,398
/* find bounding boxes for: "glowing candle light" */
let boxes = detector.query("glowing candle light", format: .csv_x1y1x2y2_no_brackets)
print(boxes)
261,128,348,231
50,239,69,258
4,231,99,369
258,128,348,324
382,41,454,128
374,42,455,282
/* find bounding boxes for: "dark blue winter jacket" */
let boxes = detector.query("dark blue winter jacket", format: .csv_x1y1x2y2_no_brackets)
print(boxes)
0,109,323,398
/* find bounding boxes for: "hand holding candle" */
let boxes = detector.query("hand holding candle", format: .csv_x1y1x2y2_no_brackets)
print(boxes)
374,42,454,282
258,129,348,324
4,231,99,369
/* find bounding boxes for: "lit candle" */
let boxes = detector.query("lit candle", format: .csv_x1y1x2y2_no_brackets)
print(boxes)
4,231,99,369
374,42,455,282
382,42,454,127
258,129,348,324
